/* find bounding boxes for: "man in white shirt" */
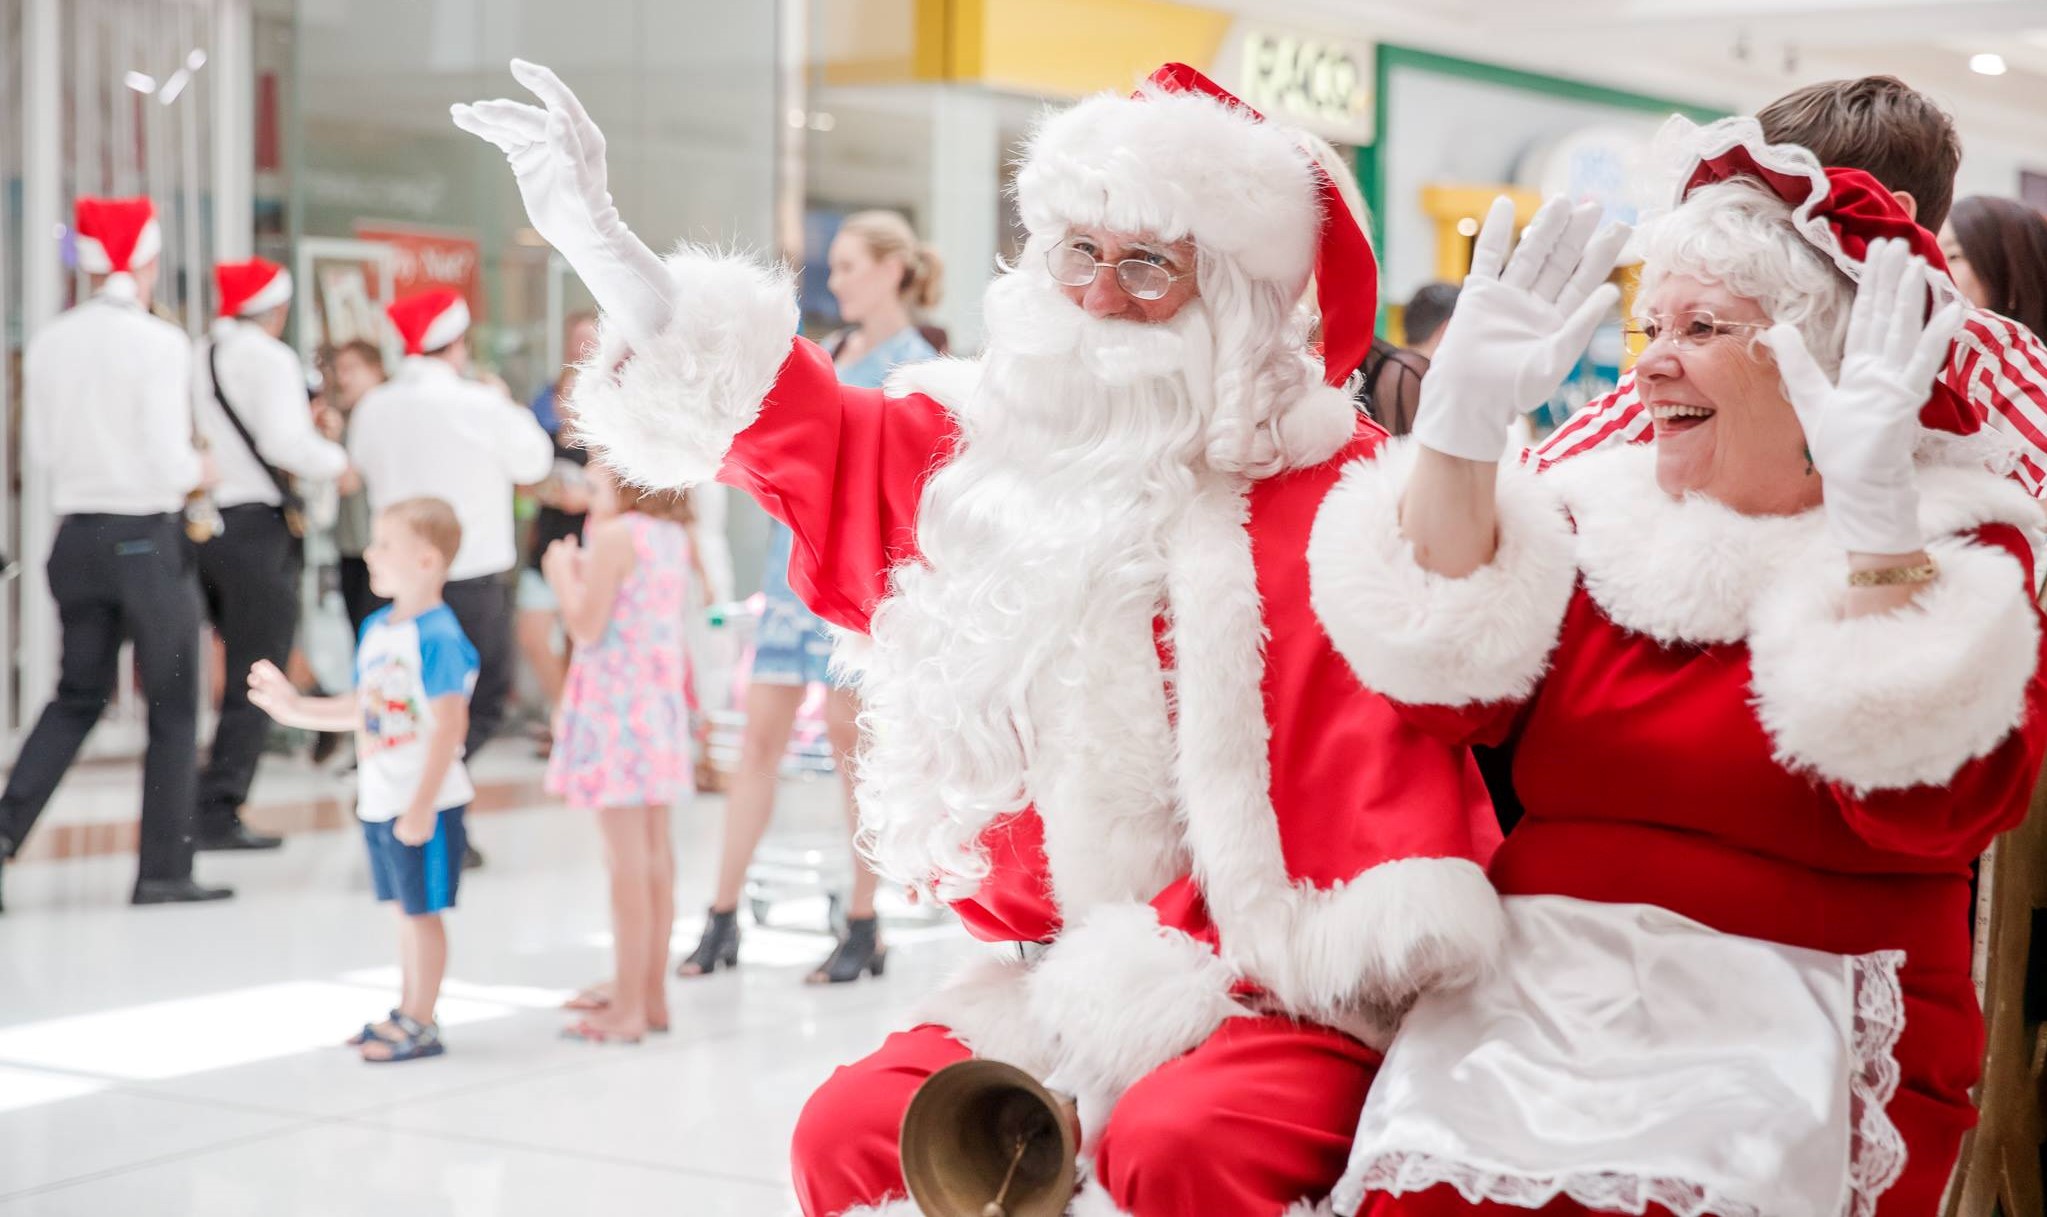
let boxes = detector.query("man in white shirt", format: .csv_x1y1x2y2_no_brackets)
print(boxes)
192,258,350,851
0,197,229,910
349,289,552,862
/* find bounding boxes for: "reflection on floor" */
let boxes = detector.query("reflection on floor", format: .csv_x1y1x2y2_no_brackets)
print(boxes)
0,755,971,1215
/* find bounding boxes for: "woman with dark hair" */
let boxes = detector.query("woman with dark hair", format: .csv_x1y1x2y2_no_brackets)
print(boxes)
1940,195,2047,338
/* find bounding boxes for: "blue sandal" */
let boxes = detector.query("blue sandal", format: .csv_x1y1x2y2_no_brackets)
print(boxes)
346,1009,403,1047
361,1014,444,1063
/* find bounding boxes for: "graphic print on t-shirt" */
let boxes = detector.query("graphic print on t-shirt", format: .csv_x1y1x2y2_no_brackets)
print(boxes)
360,651,427,755
353,603,480,822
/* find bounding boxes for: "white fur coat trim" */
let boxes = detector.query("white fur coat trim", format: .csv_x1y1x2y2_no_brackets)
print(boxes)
832,1200,919,1217
912,951,1058,1080
1307,437,1578,706
1166,475,1506,1028
1068,1178,1131,1217
1025,902,1246,1115
1017,86,1321,289
883,355,982,408
569,245,797,489
1749,535,2039,793
1548,444,2044,646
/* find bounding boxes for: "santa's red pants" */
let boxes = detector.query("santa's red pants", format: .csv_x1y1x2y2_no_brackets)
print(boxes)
791,1014,1380,1217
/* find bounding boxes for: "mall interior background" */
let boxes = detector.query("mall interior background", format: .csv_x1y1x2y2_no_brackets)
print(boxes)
2,0,2046,766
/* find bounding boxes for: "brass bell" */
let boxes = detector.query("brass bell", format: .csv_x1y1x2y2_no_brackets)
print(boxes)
899,1059,1080,1217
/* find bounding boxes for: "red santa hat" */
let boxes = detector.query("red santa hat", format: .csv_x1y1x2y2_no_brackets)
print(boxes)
387,288,471,356
1016,63,1378,388
1667,116,1976,436
74,197,162,275
215,257,293,318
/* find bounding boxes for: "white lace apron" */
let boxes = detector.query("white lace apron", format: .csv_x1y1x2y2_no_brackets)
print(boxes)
1332,896,1906,1217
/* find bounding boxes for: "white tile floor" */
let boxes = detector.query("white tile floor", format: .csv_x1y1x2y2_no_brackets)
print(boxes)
0,754,972,1214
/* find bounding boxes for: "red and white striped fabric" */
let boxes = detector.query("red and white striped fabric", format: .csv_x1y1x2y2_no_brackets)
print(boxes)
1526,307,2047,497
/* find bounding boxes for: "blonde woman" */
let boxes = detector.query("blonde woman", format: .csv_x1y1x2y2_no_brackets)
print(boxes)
679,210,943,985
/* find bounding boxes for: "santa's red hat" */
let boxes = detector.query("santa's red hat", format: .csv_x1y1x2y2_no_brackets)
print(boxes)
215,257,293,318
1667,116,1976,436
74,197,162,275
387,288,471,356
1016,63,1378,388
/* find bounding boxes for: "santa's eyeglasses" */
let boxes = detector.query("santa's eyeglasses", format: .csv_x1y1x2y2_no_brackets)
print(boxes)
1045,241,1188,301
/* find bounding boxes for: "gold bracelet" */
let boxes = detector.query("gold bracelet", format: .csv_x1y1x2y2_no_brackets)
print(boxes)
1847,558,1939,588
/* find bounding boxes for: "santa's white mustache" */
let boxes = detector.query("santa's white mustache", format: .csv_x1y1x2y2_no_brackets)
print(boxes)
979,267,1211,388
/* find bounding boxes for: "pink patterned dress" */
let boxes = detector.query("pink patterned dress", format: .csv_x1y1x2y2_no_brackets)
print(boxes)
546,512,694,810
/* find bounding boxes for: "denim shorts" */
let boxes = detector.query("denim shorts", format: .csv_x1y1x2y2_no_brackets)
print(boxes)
361,806,467,915
516,567,558,613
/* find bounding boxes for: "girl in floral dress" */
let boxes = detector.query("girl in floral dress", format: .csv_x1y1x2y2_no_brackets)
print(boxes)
543,463,701,1042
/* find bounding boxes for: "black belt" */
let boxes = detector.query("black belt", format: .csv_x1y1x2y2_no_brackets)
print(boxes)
61,511,181,524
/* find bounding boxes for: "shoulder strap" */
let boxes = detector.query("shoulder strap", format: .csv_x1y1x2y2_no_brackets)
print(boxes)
207,336,302,510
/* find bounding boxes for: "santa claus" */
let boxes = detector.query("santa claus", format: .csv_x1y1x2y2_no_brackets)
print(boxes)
457,62,1511,1216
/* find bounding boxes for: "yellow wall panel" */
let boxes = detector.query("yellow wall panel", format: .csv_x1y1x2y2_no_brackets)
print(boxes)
974,0,1231,98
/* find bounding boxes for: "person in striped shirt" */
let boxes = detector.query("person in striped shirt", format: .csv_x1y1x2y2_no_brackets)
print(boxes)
1530,75,2047,495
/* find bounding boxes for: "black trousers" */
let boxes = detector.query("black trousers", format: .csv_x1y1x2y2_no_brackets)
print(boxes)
442,572,513,762
338,555,379,641
0,514,202,881
195,506,302,837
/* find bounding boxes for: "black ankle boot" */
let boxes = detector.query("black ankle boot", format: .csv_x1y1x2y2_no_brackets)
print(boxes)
808,916,886,985
676,907,740,977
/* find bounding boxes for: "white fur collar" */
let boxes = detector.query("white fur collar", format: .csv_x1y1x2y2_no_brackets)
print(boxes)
882,353,1355,473
884,356,982,410
1547,443,2043,646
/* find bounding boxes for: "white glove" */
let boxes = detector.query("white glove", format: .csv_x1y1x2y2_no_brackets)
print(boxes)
1764,238,1966,556
452,60,673,351
1413,195,1631,463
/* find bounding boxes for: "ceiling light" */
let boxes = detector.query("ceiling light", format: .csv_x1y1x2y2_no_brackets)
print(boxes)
123,70,157,93
1971,52,2008,76
158,68,191,104
1456,217,1480,237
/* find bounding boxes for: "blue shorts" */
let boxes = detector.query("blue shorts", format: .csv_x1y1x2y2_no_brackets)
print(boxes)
751,593,839,687
753,520,846,689
361,807,467,916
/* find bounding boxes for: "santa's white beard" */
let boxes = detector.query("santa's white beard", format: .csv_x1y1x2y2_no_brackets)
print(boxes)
855,272,1219,899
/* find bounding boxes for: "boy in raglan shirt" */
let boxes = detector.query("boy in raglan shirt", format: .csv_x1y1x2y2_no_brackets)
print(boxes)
250,497,477,1063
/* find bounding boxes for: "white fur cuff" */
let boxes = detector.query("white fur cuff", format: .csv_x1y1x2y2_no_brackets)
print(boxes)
912,951,1057,1080
1248,856,1506,1043
1025,903,1244,1112
1308,437,1577,707
1749,537,2041,793
569,246,798,488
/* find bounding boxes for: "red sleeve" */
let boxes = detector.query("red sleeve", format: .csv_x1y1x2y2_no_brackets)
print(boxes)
945,810,1063,944
1829,522,2047,860
1950,309,2047,497
1527,371,1648,469
1394,697,1529,751
715,337,958,633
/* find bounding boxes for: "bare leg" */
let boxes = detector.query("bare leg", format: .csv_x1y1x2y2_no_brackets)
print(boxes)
825,686,881,922
709,681,806,911
576,807,651,1038
364,912,445,1059
516,608,568,715
644,805,676,1030
406,914,446,1026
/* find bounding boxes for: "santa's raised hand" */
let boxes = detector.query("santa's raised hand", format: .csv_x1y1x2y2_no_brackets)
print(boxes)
1413,195,1630,464
452,60,673,350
